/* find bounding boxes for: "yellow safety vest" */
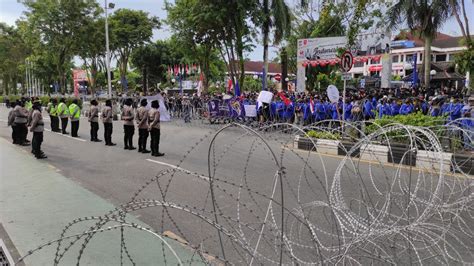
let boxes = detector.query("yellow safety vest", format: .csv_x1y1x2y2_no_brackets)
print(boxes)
69,103,80,119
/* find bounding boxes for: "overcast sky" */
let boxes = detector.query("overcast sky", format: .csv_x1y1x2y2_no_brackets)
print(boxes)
1,0,473,62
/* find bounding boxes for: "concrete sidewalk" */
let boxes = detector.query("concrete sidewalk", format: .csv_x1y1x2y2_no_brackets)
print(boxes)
0,138,206,265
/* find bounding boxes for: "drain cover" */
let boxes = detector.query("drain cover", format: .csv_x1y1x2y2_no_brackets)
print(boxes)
0,239,14,266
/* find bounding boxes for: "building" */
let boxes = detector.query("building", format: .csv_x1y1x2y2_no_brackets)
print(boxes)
349,32,469,85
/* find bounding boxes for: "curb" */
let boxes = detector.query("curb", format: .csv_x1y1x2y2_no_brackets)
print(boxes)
294,135,474,175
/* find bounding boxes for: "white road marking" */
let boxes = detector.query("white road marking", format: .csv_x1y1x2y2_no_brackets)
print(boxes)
44,129,87,142
146,159,210,182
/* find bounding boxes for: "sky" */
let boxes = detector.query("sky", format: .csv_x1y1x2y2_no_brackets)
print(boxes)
1,0,473,61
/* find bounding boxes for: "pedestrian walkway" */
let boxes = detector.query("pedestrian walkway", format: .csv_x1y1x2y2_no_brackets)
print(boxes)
0,138,206,265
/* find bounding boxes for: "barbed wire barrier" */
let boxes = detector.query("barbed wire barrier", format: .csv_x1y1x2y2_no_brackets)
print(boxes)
17,120,473,265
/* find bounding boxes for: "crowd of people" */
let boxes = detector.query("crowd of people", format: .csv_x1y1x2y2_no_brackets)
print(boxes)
5,85,473,160
7,97,165,160
158,86,472,126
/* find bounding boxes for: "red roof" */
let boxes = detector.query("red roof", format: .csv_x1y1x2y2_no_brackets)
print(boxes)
232,61,290,75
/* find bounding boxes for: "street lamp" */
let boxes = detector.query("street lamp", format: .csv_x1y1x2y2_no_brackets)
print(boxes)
105,0,114,99
253,74,258,80
430,70,437,76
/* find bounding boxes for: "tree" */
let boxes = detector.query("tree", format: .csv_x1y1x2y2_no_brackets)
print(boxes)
449,0,473,93
166,0,257,90
0,23,30,95
78,18,107,95
388,0,453,88
20,0,101,92
260,0,291,90
109,9,159,90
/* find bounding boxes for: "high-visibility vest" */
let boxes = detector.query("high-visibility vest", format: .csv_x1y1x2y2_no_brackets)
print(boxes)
26,101,33,111
57,102,69,116
69,103,80,119
50,105,58,116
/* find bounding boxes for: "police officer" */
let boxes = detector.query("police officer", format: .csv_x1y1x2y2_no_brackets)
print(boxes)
30,101,47,159
136,98,150,153
47,98,60,132
8,101,18,144
102,99,116,146
122,98,136,150
57,98,69,134
88,99,101,142
69,99,81,137
149,100,164,157
13,100,29,145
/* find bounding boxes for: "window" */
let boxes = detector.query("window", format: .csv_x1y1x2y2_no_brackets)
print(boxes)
419,53,422,62
354,61,364,67
406,54,414,63
436,54,447,62
392,55,399,63
447,54,455,62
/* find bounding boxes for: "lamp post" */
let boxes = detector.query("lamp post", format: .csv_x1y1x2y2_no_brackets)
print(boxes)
105,0,114,99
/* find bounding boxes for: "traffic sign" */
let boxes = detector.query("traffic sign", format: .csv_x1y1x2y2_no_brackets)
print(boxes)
341,50,353,72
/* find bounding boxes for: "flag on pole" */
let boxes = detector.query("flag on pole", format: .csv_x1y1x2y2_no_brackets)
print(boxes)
227,78,233,93
197,71,204,97
235,80,241,97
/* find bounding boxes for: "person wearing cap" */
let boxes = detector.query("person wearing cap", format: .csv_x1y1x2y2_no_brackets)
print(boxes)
88,99,101,142
13,99,30,145
8,101,18,144
69,99,81,137
102,99,116,146
57,98,69,134
148,100,164,157
136,98,150,153
30,101,47,159
122,98,136,150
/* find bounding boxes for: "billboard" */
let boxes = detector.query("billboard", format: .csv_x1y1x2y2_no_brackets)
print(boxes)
73,69,88,97
296,33,391,92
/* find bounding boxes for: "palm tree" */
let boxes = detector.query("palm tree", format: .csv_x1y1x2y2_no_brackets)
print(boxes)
388,0,453,88
261,0,291,90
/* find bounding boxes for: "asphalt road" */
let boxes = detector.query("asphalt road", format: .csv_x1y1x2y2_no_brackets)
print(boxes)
0,107,472,264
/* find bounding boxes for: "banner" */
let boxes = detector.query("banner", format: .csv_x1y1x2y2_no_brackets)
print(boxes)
72,69,87,97
142,94,171,122
244,105,257,117
257,91,273,104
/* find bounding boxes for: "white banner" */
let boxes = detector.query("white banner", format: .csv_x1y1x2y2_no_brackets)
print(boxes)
244,105,257,117
257,91,273,104
143,94,171,122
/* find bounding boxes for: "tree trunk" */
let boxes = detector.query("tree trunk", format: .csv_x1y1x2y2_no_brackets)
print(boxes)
281,47,288,91
262,0,270,91
423,35,432,88
142,66,147,95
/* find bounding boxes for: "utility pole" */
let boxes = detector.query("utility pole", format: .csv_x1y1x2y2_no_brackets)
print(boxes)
105,0,114,98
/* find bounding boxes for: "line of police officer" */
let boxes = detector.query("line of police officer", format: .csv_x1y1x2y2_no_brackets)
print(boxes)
8,98,46,159
9,97,165,159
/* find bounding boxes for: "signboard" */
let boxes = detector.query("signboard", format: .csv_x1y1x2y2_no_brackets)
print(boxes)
72,69,88,97
341,51,353,72
342,73,352,80
326,85,339,103
244,105,257,117
257,90,273,104
360,78,366,88
297,34,391,63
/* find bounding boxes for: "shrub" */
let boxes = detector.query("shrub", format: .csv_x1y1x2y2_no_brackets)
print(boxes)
365,112,447,144
306,130,341,140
